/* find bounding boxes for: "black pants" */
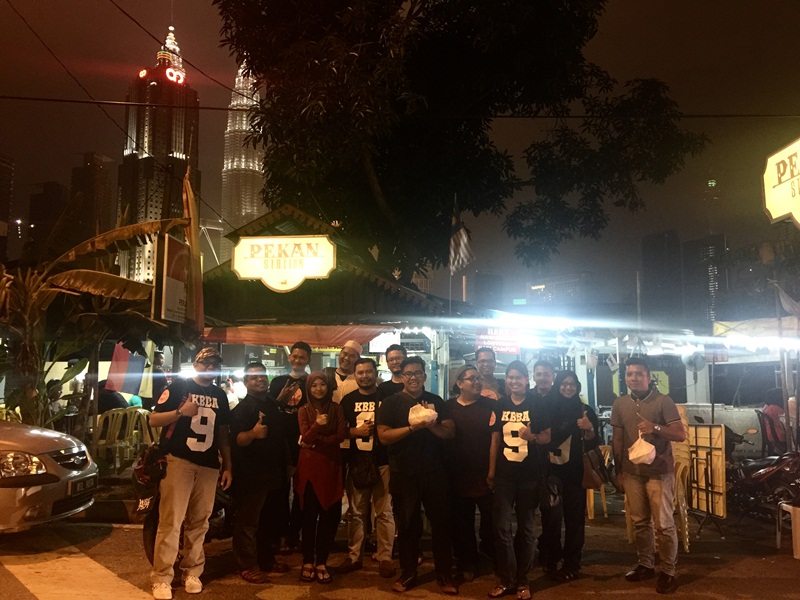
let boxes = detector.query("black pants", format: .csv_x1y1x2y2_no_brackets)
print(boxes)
281,477,303,545
539,474,586,571
301,483,342,566
452,493,494,572
233,484,287,571
391,469,453,579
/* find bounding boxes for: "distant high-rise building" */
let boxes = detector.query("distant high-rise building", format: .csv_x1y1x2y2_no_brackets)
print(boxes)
117,26,200,282
26,181,69,262
640,230,682,323
71,152,115,242
219,65,264,263
0,154,13,263
682,234,727,331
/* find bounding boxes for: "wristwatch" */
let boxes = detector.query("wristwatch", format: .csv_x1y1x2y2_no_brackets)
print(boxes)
654,424,662,433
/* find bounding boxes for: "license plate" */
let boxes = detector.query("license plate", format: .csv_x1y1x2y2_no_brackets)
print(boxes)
68,475,98,496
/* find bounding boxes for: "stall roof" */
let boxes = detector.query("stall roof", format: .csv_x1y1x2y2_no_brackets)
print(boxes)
203,324,393,347
203,204,486,326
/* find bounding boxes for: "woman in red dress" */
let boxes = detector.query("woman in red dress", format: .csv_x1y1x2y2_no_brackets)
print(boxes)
295,372,347,583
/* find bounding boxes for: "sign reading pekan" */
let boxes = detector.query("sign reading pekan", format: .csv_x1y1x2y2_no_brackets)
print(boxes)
232,235,336,292
764,136,800,229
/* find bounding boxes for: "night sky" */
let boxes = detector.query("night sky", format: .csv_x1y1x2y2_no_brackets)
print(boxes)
1,1,799,305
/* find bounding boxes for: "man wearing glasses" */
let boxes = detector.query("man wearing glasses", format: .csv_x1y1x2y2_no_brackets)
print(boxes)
230,362,291,584
378,343,408,397
149,347,233,600
377,356,457,595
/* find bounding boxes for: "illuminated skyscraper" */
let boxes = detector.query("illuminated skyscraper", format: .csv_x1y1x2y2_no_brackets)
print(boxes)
219,65,264,263
117,26,200,282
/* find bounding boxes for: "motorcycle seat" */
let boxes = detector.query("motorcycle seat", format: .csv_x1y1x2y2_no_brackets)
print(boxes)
740,456,778,475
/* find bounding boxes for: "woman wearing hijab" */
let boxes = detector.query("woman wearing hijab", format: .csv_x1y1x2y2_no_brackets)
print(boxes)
539,370,599,582
295,372,347,584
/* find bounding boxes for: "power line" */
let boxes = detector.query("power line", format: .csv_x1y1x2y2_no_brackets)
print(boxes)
0,94,247,112
4,94,800,120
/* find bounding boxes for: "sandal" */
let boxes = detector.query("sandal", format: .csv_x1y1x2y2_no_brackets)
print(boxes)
488,584,515,598
516,585,531,600
240,568,270,584
315,565,333,584
300,563,315,582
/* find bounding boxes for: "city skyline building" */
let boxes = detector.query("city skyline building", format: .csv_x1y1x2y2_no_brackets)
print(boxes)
26,181,68,262
71,152,115,243
0,154,13,263
682,233,727,332
219,64,264,264
640,230,683,324
117,26,200,282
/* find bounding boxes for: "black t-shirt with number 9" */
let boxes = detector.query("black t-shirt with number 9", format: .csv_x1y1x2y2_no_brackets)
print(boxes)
492,394,550,481
154,378,232,469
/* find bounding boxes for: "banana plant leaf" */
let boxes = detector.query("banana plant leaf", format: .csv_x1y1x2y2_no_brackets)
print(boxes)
48,270,153,301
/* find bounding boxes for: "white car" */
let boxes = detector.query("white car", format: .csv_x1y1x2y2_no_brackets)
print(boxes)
0,421,98,533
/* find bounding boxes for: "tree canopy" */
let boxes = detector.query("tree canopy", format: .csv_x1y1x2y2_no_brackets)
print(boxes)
214,0,704,278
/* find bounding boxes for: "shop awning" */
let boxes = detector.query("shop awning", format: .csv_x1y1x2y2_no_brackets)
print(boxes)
202,324,394,348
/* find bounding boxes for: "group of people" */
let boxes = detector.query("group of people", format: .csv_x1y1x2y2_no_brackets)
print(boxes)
146,343,685,599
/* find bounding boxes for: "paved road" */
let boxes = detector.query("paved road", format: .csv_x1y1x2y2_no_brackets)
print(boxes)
1,513,800,599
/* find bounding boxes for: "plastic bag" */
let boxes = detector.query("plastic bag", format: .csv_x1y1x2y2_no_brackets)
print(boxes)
628,432,656,465
408,403,437,427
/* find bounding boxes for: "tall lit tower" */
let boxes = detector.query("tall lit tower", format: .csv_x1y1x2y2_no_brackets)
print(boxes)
219,64,264,263
117,26,200,282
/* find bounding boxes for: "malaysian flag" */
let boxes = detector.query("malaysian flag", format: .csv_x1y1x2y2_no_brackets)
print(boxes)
449,212,474,275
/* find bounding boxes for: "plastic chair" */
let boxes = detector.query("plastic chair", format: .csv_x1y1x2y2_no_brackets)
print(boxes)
586,445,611,519
755,409,787,457
674,460,691,553
122,407,156,460
93,408,128,470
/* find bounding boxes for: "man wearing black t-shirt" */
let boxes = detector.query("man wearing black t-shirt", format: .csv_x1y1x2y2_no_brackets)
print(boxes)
377,343,407,398
149,347,233,600
269,341,312,550
377,356,457,595
338,358,396,578
231,362,291,584
446,365,496,582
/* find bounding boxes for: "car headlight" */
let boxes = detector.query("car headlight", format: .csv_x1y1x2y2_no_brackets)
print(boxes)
0,451,47,477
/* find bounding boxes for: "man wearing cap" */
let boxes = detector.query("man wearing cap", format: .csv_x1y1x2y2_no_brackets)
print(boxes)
149,347,233,600
331,340,362,404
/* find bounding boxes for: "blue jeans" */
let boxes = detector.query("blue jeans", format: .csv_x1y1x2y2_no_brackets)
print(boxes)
624,472,677,576
493,475,540,587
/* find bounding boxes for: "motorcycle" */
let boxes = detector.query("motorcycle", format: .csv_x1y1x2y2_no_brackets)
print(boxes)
694,416,800,520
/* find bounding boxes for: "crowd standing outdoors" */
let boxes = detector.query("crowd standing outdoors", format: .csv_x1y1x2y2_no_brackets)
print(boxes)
147,342,685,599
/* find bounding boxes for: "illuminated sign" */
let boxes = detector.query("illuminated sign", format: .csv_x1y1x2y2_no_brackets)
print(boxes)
166,67,185,84
764,136,800,229
232,235,336,292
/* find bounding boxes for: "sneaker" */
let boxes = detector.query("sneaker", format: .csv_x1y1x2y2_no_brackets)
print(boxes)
183,575,203,594
379,560,397,578
625,564,655,582
656,573,678,594
152,583,172,600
